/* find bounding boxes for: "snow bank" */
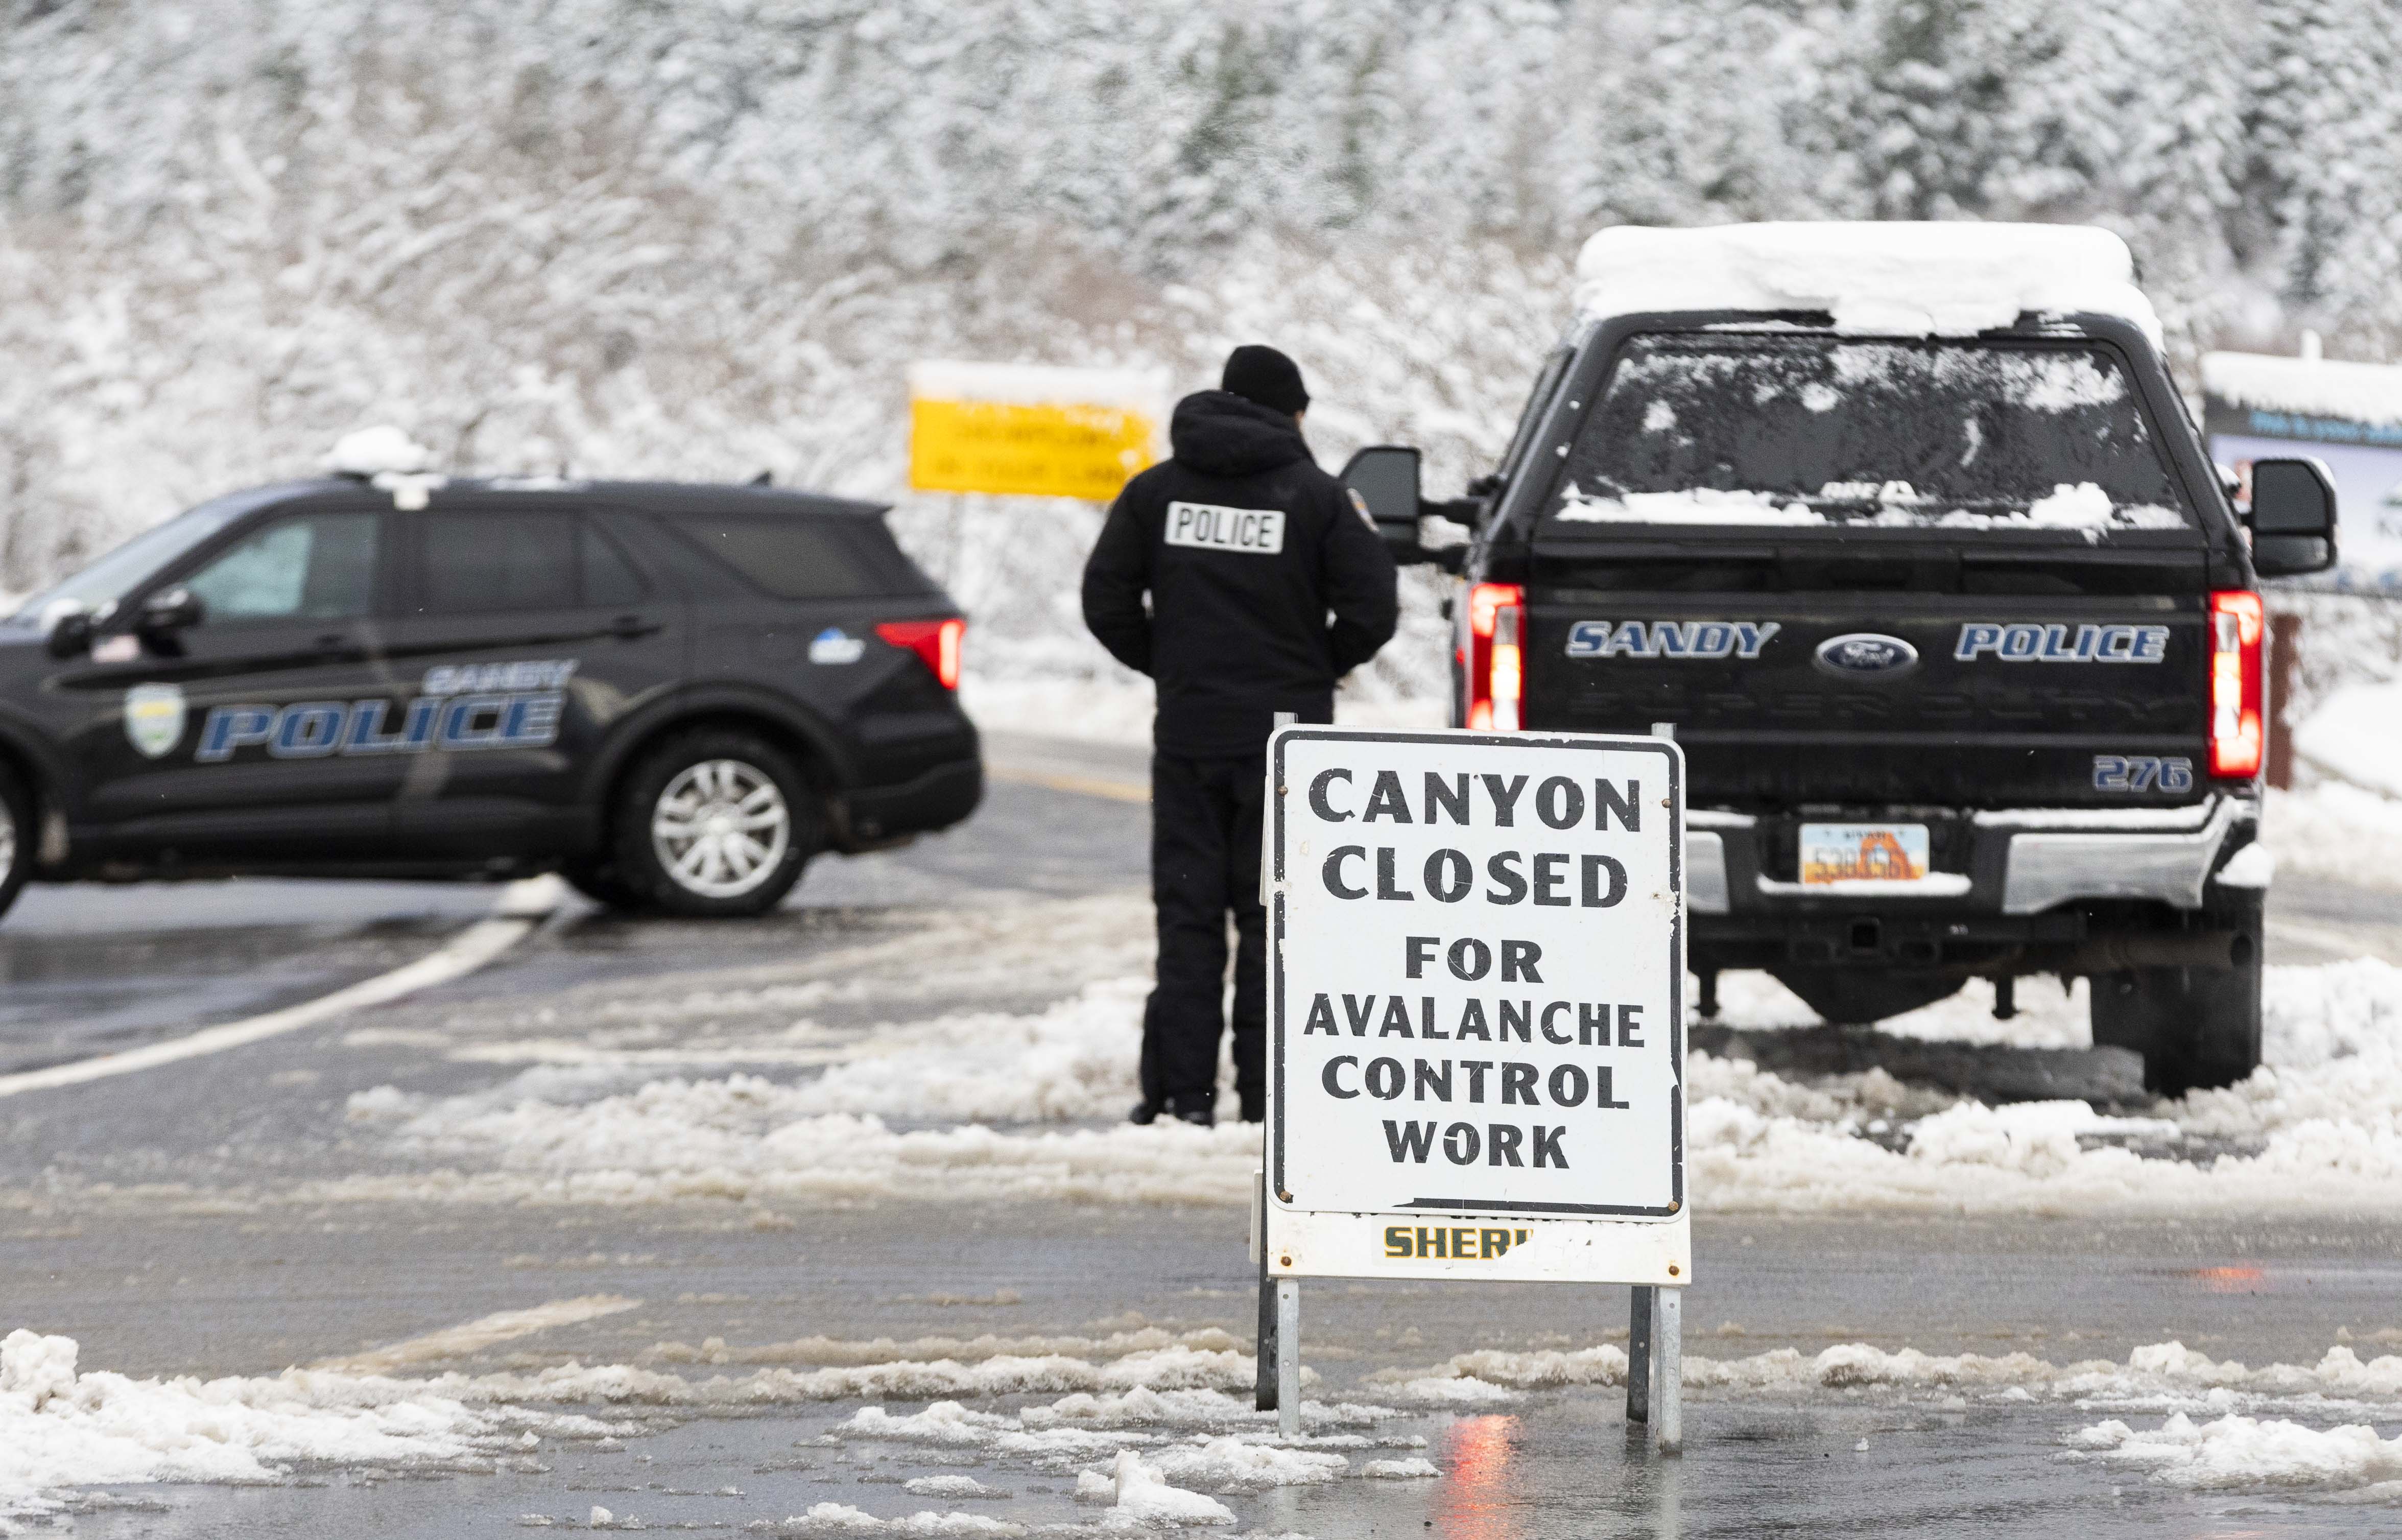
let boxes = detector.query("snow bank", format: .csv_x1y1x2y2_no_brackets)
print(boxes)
1572,223,2161,341
1098,1452,1235,1528
2203,351,2402,431
775,1501,1027,1536
962,677,1445,749
0,1329,602,1524
335,955,2402,1218
2072,1412,2402,1492
1147,1438,1347,1492
2295,682,2402,801
904,1475,1006,1498
1395,1336,2402,1416
784,980,1151,1124
338,1080,1260,1207
2267,784,2402,893
1362,1457,1440,1478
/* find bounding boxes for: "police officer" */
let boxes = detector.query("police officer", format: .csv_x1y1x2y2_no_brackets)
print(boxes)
1082,345,1400,1126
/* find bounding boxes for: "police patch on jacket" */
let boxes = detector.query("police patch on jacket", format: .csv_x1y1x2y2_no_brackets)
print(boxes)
1165,501,1286,555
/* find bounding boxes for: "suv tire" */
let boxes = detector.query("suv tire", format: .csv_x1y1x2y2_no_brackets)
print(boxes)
1768,968,1965,1026
0,762,29,923
560,859,656,915
610,730,821,918
2089,892,2264,1096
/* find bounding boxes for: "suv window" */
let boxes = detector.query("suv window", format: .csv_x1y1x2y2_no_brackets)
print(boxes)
1546,336,2192,534
184,511,380,620
679,515,892,600
416,512,645,612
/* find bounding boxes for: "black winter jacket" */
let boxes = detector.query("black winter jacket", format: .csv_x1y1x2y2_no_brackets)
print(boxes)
1081,391,1400,758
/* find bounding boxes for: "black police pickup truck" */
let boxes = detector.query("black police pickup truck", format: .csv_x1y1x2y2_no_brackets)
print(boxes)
0,472,981,920
1346,223,2340,1093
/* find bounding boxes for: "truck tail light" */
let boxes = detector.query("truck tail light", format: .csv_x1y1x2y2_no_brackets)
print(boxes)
876,617,965,690
1463,582,1524,730
2208,590,2263,778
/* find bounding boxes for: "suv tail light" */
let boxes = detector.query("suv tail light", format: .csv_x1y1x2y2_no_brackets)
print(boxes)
2208,590,2264,778
1463,582,1524,730
876,617,965,690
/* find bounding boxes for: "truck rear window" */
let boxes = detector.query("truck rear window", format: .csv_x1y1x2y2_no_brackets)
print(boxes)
1545,336,2192,535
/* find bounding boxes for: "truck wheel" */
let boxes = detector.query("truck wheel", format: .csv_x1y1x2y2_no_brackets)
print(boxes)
1769,968,1965,1026
611,730,822,918
0,763,27,923
2089,894,2264,1096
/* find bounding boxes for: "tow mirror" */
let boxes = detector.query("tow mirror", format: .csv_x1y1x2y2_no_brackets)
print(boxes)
2247,457,2338,578
1341,445,1465,573
44,609,92,660
138,585,205,634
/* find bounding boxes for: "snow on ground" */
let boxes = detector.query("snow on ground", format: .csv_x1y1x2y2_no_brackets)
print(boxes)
1395,1335,2402,1420
2295,685,2402,802
2071,1412,2402,1494
25,1315,2402,1519
2271,781,2402,887
962,676,1444,749
0,1328,619,1526
336,947,2402,1217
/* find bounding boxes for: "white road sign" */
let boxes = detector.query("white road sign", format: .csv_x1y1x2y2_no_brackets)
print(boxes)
1265,726,1687,1284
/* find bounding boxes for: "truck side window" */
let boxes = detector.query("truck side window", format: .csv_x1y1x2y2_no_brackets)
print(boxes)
183,512,380,620
1493,346,1575,508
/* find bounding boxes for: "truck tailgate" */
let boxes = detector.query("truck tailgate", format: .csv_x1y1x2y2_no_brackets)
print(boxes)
1524,550,2213,809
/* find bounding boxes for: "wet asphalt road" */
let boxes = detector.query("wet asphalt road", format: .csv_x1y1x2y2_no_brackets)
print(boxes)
5,734,2402,1535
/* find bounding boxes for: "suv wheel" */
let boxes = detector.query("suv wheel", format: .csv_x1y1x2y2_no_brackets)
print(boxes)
612,731,821,917
2089,893,2264,1096
560,859,655,915
0,763,27,923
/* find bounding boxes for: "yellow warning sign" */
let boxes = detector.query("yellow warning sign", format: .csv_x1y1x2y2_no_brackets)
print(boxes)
907,363,1164,502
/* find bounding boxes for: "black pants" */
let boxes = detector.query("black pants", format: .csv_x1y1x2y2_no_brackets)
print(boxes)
1141,752,1266,1117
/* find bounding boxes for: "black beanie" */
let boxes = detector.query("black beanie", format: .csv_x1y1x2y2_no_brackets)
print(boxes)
1221,344,1311,415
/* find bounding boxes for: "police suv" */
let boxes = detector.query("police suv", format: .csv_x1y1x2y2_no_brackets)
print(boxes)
0,472,981,920
1346,223,2339,1094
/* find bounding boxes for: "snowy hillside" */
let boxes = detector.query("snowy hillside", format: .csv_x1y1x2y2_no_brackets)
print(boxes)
3,0,2399,704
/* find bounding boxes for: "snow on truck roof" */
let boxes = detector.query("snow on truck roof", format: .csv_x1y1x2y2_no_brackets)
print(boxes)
1572,222,2161,342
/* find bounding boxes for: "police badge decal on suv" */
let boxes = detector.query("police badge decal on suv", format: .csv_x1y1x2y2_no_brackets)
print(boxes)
0,475,981,920
1342,223,2340,1095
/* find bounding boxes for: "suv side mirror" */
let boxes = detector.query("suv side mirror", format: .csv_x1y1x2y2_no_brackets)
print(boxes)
139,585,205,635
1341,445,1464,573
45,609,93,660
2248,457,2338,577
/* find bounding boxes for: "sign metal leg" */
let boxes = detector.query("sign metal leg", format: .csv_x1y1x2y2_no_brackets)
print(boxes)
1626,1284,1653,1424
1275,1280,1301,1439
1254,1176,1278,1413
1655,1287,1683,1456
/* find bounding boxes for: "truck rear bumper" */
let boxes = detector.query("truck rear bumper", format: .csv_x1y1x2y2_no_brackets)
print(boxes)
1685,794,2252,918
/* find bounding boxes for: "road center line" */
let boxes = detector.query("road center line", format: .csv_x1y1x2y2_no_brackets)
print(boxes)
0,875,565,1100
311,1294,642,1373
986,765,1149,803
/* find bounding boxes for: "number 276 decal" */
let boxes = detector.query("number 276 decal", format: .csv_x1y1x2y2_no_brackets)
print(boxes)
2092,755,2193,793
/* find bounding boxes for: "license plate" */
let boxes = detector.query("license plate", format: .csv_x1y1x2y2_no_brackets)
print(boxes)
1798,823,1931,886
